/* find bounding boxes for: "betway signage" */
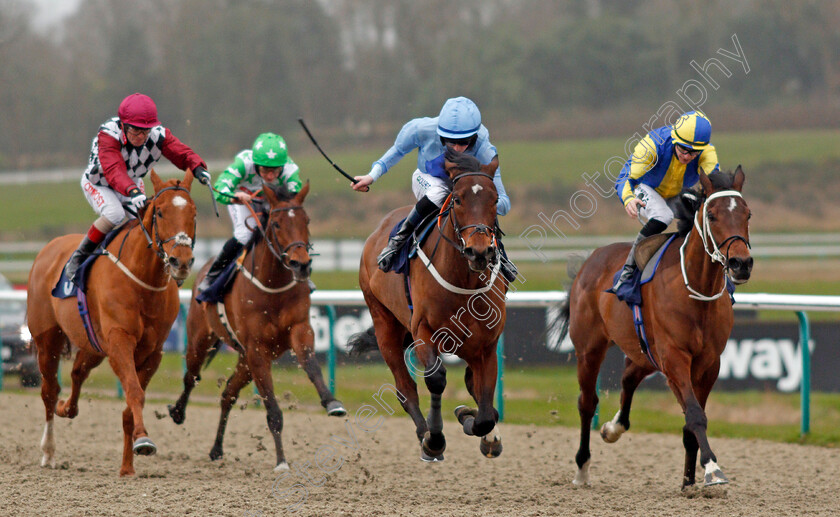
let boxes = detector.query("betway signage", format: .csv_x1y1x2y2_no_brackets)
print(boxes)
298,307,840,393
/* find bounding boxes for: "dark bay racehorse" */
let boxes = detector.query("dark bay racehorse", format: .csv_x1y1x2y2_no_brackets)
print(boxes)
349,151,506,461
27,170,197,476
558,167,752,489
168,181,345,472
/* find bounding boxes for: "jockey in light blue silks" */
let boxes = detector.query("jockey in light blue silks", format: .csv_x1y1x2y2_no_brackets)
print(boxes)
352,96,517,281
609,110,721,293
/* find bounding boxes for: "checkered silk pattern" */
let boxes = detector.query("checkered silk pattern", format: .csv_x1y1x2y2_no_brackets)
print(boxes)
84,117,166,186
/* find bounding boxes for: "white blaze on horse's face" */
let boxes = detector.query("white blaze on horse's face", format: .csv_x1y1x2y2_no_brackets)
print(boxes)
173,232,193,248
171,195,188,208
471,184,483,195
728,197,737,212
288,209,295,218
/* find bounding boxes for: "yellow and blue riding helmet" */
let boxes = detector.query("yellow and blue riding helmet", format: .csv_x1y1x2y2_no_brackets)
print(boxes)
671,111,712,151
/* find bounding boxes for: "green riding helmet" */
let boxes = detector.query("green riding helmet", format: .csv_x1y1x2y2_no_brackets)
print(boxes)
252,132,289,168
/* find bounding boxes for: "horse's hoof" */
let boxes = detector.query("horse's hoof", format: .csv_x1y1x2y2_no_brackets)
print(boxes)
274,461,290,472
454,405,477,423
40,455,56,469
480,433,503,458
600,421,625,443
132,437,157,456
703,461,729,486
209,447,224,461
420,451,445,462
168,404,185,425
573,460,591,487
422,431,447,458
326,400,347,417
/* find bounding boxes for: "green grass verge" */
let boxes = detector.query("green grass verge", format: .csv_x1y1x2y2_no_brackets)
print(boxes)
6,356,837,447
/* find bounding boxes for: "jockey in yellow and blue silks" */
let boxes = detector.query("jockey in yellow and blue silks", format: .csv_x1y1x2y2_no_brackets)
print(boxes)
609,111,720,293
352,96,517,281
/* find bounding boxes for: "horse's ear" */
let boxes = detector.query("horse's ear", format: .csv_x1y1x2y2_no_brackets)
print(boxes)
263,183,279,207
294,181,310,204
732,165,745,192
182,168,194,191
698,167,713,195
444,159,458,180
150,169,163,192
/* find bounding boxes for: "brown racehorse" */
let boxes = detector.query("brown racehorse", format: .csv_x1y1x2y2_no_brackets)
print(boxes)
349,151,506,461
168,181,345,472
27,169,197,476
557,167,752,489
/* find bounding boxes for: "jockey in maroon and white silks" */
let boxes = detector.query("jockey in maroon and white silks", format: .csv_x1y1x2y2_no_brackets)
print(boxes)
65,93,210,284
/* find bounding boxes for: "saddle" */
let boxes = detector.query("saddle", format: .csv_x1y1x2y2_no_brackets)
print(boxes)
51,228,124,299
385,214,438,277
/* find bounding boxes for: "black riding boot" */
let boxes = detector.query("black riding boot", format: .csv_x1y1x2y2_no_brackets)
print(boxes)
608,219,668,294
197,238,245,294
497,236,518,282
378,196,439,272
65,236,101,285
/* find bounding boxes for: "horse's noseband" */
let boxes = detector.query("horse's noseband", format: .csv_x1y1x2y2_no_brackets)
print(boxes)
445,172,498,255
135,185,196,263
265,205,312,271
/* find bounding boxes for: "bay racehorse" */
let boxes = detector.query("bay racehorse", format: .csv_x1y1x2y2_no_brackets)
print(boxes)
349,151,506,461
27,169,197,476
558,167,752,489
168,181,345,472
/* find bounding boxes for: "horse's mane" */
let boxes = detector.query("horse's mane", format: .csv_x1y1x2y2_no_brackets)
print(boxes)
676,169,737,236
263,181,296,202
445,148,482,176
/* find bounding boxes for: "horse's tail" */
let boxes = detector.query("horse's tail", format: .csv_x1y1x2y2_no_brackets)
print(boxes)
347,327,380,356
203,339,224,369
546,253,586,346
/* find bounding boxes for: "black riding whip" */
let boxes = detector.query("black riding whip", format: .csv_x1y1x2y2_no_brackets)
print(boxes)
297,118,359,184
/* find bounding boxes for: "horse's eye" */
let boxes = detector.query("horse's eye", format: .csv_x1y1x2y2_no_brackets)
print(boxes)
272,222,281,229
156,209,163,218
747,212,752,220
454,196,462,206
707,213,716,222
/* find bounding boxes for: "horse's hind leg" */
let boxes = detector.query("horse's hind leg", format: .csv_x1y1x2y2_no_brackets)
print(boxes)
600,358,655,443
572,340,608,486
169,304,217,424
35,326,64,468
289,322,346,417
56,349,104,419
209,354,252,463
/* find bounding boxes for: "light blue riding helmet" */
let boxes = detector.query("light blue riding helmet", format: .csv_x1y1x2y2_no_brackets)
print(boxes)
436,97,482,139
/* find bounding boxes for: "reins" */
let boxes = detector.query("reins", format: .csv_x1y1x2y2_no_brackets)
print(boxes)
679,189,751,301
111,185,195,291
415,171,503,295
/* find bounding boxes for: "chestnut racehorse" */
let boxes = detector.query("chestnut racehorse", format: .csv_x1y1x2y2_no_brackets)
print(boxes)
349,151,506,461
27,170,197,476
558,167,752,489
168,181,345,472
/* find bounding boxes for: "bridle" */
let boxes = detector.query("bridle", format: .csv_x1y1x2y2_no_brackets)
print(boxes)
244,201,313,273
437,172,499,255
414,170,502,296
679,190,751,301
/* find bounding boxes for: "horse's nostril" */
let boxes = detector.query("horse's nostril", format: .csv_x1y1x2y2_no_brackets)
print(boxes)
746,257,754,270
188,257,195,267
168,256,179,267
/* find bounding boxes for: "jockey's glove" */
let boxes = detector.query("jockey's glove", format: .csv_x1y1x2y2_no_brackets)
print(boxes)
127,188,148,211
193,166,211,186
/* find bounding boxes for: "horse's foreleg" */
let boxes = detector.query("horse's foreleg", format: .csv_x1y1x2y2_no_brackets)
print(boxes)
169,329,217,425
601,358,654,443
210,355,252,463
666,358,727,489
245,351,289,472
36,328,64,469
455,352,499,440
686,361,726,488
413,335,447,461
57,349,104,419
289,322,345,417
